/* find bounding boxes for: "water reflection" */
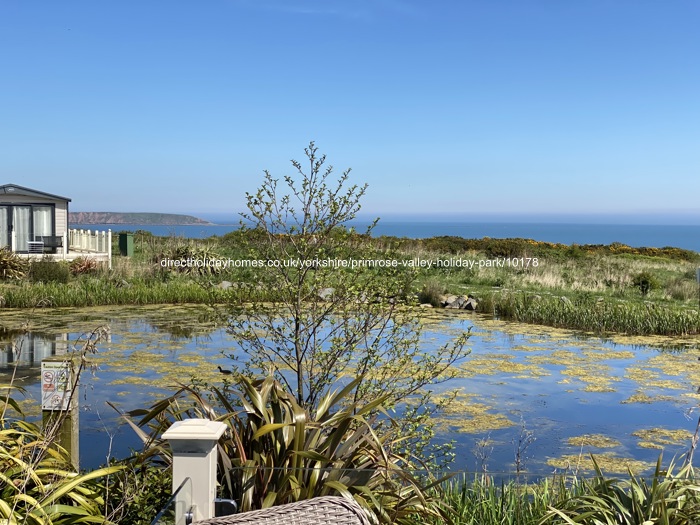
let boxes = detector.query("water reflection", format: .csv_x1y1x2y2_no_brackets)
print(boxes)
0,305,698,475
0,332,66,369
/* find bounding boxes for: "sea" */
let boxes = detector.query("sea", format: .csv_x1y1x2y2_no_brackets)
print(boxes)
70,220,700,252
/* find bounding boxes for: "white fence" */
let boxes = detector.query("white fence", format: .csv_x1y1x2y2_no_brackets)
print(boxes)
68,229,112,254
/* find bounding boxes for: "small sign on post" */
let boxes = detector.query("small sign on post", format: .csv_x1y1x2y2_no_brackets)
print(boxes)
41,361,73,410
41,358,79,469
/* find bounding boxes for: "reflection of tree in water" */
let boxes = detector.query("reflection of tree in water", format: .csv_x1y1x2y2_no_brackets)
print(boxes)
146,311,218,341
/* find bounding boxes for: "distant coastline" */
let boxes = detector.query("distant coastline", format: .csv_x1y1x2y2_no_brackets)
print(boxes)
66,220,700,252
69,212,211,226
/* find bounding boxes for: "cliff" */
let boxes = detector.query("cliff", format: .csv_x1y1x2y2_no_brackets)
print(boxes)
69,212,212,225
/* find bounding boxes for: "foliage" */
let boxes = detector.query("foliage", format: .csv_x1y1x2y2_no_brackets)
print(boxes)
154,242,223,276
632,271,660,296
102,458,172,525
418,279,444,308
428,473,570,525
541,456,700,525
0,248,28,280
0,328,123,524
69,256,99,276
479,292,700,336
222,141,470,419
28,258,71,284
120,375,451,524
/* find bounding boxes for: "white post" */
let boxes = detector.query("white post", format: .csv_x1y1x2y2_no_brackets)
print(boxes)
107,229,112,269
62,231,68,258
162,419,227,524
10,230,15,252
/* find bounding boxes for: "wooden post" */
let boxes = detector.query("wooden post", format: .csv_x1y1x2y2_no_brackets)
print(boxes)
41,357,79,469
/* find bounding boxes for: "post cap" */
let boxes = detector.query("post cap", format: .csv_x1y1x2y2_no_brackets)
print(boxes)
162,419,228,442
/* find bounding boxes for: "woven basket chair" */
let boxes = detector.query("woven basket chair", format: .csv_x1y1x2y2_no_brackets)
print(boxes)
193,496,372,525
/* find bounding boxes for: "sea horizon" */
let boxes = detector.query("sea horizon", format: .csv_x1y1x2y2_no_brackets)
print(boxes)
70,218,700,252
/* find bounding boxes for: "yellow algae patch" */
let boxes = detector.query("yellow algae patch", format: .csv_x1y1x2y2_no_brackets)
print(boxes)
547,454,652,474
631,428,693,449
511,345,552,353
559,364,620,393
458,354,549,378
436,394,515,434
567,434,621,449
645,354,700,386
625,366,686,391
609,333,699,349
621,391,679,404
581,349,635,361
528,350,587,366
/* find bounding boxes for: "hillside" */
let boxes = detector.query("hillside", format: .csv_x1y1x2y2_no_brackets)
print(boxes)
69,212,212,225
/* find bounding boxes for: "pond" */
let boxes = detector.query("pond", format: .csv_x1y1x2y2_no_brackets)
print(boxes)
1,305,699,476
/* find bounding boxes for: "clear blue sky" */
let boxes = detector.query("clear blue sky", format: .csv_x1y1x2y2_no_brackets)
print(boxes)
2,1,698,223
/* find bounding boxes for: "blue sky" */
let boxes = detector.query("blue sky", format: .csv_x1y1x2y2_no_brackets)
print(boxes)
2,1,698,223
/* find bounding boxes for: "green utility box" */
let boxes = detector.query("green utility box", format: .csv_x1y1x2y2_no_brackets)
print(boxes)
118,232,134,257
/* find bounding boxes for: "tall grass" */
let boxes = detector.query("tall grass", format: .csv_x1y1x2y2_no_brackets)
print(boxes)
481,292,700,336
428,474,569,525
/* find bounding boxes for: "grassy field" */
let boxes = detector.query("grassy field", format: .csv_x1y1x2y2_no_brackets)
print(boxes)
1,230,698,336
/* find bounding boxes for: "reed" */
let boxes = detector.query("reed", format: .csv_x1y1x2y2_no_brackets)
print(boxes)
481,292,700,336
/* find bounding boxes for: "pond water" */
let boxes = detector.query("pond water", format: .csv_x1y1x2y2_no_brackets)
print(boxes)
1,305,699,476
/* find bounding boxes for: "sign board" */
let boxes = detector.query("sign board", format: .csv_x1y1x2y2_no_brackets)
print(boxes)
41,361,73,411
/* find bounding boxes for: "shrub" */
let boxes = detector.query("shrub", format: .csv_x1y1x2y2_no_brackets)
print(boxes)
154,243,223,276
120,375,452,524
418,279,444,307
631,271,660,296
103,459,172,525
0,248,28,280
28,258,71,283
69,256,99,276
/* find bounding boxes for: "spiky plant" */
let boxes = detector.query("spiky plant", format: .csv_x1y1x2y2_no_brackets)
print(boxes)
118,375,453,525
0,248,28,280
69,256,99,276
541,455,700,525
0,385,123,525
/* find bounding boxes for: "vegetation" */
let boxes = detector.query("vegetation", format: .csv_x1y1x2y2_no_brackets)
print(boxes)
541,456,700,525
118,375,451,524
2,144,700,524
0,248,28,280
28,258,71,284
0,328,123,524
1,225,698,336
206,143,472,476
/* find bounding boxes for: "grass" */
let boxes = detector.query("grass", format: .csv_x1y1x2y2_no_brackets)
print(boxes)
1,230,698,336
428,457,700,525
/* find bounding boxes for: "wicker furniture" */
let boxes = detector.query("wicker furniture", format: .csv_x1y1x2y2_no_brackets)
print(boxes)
193,496,371,525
